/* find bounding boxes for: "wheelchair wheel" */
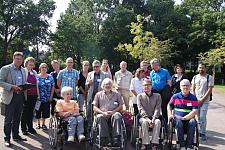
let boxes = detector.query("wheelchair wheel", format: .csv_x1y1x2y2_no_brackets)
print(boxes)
194,124,199,150
159,117,168,150
135,138,142,150
167,119,174,149
120,119,127,150
49,116,64,150
130,115,139,145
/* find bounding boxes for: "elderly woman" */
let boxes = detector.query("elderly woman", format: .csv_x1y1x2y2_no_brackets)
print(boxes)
130,68,145,115
55,86,85,142
36,63,54,130
171,64,188,94
21,57,38,135
93,78,124,146
100,59,112,79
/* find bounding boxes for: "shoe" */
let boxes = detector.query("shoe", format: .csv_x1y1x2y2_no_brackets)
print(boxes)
42,124,48,130
201,134,207,141
100,137,109,146
78,134,85,142
13,135,27,141
28,128,37,134
22,131,30,135
112,136,120,147
180,147,186,150
36,124,41,129
151,143,158,150
4,140,11,147
68,136,75,142
187,147,194,150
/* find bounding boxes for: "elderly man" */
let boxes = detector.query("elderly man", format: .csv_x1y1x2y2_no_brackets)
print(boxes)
191,63,214,141
168,79,198,150
0,52,27,147
114,61,133,110
86,60,109,127
93,78,124,146
137,79,162,150
150,58,172,122
57,57,79,100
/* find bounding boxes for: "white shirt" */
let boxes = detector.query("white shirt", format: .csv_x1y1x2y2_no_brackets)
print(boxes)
130,77,144,104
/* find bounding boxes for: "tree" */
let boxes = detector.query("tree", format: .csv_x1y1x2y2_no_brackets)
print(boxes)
116,15,174,66
0,0,55,66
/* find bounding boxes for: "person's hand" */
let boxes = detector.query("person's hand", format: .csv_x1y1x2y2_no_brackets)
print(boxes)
149,121,155,128
88,79,93,85
168,115,174,122
102,111,108,117
198,99,204,106
63,112,71,118
107,111,114,116
72,112,80,116
11,85,22,92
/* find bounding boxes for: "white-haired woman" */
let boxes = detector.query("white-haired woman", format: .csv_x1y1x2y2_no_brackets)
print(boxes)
55,86,85,142
36,63,54,130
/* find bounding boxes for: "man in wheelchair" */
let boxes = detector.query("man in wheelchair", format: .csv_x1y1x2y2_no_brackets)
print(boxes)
55,86,85,143
167,79,198,150
137,79,162,150
92,78,124,147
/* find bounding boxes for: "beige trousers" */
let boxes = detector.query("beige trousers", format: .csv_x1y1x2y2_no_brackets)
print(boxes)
117,89,130,110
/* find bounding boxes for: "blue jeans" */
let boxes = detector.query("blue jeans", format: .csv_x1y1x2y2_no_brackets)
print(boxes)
77,94,85,112
63,116,84,137
174,118,197,148
198,102,209,135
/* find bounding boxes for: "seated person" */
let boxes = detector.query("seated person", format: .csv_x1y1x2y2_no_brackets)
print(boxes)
55,86,85,142
167,79,198,150
137,79,162,150
92,78,124,146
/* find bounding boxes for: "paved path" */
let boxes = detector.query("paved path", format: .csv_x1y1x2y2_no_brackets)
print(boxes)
0,89,225,150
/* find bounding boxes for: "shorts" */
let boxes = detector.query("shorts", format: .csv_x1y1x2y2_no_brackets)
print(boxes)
36,101,50,119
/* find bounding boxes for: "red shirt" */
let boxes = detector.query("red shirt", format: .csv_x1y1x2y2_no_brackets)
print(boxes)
27,72,37,95
144,70,150,79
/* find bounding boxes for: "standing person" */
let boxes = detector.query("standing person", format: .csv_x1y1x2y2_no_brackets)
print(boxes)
171,64,188,94
150,58,172,122
0,52,27,147
86,60,109,127
77,61,89,112
57,57,79,99
114,61,133,110
191,63,214,141
21,57,38,135
140,60,150,79
36,63,54,130
101,59,112,79
130,68,145,115
50,60,61,115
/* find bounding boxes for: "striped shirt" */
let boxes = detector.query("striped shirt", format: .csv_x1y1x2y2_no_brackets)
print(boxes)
168,92,198,117
57,68,79,98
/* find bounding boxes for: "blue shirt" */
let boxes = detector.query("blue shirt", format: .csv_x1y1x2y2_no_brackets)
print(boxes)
57,68,79,98
150,68,171,91
13,64,23,85
37,74,54,102
168,92,198,117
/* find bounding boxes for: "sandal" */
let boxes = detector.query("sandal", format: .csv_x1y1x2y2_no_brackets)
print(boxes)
42,124,48,130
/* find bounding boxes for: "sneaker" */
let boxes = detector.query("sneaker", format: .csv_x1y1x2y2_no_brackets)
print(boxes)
22,131,30,136
180,147,186,150
4,140,11,147
68,136,75,142
78,134,85,142
201,134,207,141
28,128,37,134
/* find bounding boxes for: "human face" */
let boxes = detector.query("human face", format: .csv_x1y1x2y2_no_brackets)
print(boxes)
63,91,72,101
198,64,206,75
40,65,48,74
143,83,152,93
66,60,74,69
141,63,148,71
120,63,127,72
139,71,145,79
176,67,183,74
13,55,23,67
103,82,112,92
151,63,160,71
83,64,89,71
93,64,100,73
52,63,60,71
180,83,190,95
27,61,35,70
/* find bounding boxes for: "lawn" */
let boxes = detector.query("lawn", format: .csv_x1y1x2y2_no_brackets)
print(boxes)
214,85,225,93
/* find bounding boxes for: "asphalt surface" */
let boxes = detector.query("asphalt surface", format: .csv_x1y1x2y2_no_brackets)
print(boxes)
0,89,225,150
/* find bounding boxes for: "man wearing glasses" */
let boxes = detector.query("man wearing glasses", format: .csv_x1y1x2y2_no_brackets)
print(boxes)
86,60,109,128
57,57,79,100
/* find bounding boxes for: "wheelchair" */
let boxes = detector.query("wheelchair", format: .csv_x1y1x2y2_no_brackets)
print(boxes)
48,113,86,150
167,118,199,150
130,114,168,150
86,112,127,150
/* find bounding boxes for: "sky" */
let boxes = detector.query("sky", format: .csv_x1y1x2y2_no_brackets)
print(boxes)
50,0,182,32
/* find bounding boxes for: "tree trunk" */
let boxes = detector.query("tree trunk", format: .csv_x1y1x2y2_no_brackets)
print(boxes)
1,42,9,66
212,65,216,80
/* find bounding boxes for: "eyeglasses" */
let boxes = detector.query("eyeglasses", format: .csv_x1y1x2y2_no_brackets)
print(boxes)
93,66,100,68
67,62,73,64
181,85,190,87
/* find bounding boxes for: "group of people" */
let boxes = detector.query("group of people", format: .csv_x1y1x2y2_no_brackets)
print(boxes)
0,51,214,150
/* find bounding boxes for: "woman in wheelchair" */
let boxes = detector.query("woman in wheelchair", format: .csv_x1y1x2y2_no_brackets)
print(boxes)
137,79,162,150
92,78,124,147
55,86,85,143
167,79,198,150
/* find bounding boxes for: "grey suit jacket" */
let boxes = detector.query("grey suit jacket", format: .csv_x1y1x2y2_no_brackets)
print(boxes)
137,92,162,119
86,71,109,103
0,63,27,104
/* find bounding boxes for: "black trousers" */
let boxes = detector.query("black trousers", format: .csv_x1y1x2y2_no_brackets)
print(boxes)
153,85,172,122
21,95,37,132
4,93,24,140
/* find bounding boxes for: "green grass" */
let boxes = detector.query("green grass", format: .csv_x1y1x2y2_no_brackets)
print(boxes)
214,85,225,93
